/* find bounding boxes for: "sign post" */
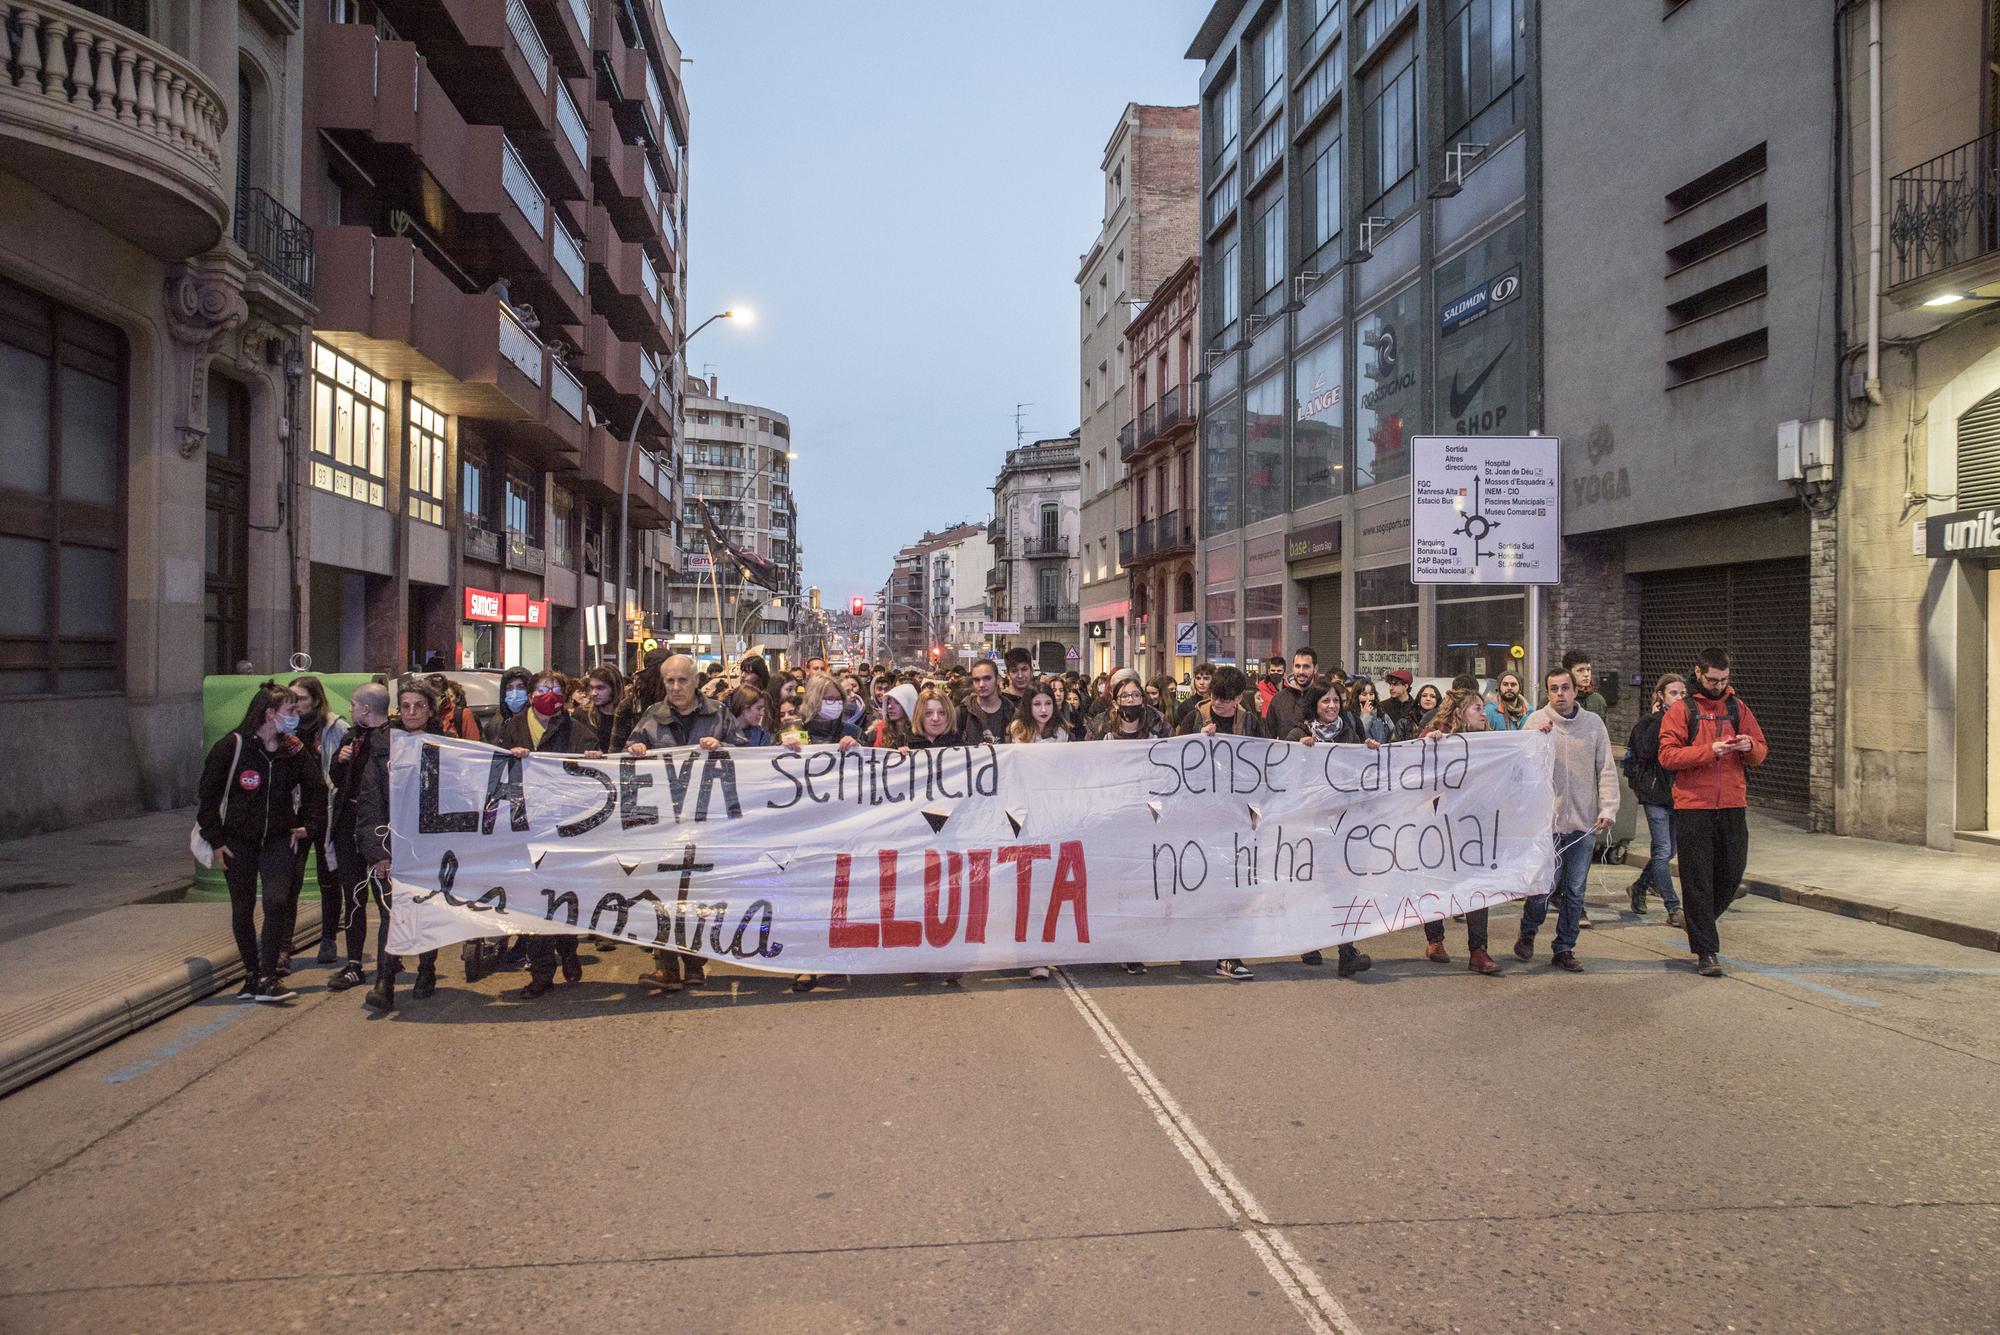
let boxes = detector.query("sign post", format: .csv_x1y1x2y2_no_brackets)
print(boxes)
1409,435,1561,586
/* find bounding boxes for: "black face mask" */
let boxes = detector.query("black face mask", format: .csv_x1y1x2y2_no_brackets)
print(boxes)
1118,703,1144,722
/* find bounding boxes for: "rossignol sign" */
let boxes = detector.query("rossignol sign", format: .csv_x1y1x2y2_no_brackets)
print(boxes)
1925,506,2000,559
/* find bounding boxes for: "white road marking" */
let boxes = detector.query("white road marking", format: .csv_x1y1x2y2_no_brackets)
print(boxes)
1053,968,1363,1335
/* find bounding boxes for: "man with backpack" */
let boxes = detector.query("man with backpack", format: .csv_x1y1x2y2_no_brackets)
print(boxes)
1622,673,1688,928
1657,648,1768,977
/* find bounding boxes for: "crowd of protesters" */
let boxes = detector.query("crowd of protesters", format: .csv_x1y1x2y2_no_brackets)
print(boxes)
196,641,1767,1008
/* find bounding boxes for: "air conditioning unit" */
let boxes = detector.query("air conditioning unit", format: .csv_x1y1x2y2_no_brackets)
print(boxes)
1777,418,1834,484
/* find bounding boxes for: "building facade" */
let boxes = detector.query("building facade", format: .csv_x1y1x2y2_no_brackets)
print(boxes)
669,376,797,667
1188,0,1539,689
988,432,1083,673
925,522,993,666
880,521,985,669
301,0,690,678
1121,256,1202,681
1076,103,1200,678
0,0,315,835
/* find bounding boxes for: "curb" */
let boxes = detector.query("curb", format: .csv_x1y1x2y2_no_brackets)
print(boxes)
0,907,322,1098
1614,851,2000,954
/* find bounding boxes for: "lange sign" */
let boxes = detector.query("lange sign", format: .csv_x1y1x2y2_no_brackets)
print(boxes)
385,733,1557,970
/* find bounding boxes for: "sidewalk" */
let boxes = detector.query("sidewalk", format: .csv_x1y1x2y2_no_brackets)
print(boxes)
1623,811,2000,952
0,809,322,1096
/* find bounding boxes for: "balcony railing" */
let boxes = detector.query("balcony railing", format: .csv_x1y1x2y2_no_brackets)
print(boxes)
506,0,550,88
505,528,547,574
233,187,314,302
1117,527,1135,564
463,522,501,564
1160,383,1184,432
564,0,590,42
1138,399,1160,447
498,304,544,383
501,137,547,237
1118,418,1135,458
1020,603,1078,626
552,211,586,291
555,80,589,163
1022,533,1070,558
985,566,1006,590
1889,128,1999,288
551,361,585,422
1127,509,1194,562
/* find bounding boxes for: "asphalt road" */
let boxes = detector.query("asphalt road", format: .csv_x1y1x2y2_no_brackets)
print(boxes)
2,868,1997,1335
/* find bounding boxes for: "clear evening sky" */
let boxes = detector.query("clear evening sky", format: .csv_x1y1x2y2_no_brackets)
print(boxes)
673,0,1212,605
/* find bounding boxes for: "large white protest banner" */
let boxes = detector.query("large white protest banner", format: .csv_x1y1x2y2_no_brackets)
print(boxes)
385,731,1556,971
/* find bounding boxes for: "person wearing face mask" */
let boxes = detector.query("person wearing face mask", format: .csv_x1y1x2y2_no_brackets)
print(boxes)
1485,670,1531,731
1093,670,1167,977
1261,648,1320,739
326,683,392,993
1256,655,1286,716
429,674,482,742
797,674,863,746
196,684,328,1003
491,670,591,999
353,682,447,1009
496,666,535,725
1282,684,1374,976
282,675,347,967
1623,673,1688,927
1657,648,1767,977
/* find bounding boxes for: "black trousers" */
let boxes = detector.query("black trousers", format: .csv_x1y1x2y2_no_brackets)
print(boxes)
290,835,338,944
1673,807,1750,957
1424,908,1490,952
528,935,580,983
224,837,298,978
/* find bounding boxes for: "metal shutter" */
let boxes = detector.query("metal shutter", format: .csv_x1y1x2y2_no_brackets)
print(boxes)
1638,557,1811,813
1958,386,2000,509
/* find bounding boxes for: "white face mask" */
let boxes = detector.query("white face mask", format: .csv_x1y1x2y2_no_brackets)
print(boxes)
817,700,843,721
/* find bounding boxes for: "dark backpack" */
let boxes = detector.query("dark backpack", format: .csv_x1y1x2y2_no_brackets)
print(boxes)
1676,693,1740,746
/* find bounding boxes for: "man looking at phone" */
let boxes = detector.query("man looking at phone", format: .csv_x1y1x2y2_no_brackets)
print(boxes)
1657,647,1768,978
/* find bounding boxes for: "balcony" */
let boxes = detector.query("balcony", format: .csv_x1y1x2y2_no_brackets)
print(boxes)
379,0,553,140
578,313,669,435
985,566,1006,591
463,521,502,565
1117,527,1135,564
585,203,668,350
1021,533,1070,559
1138,400,1160,447
1117,418,1135,460
1126,509,1195,564
0,0,227,260
1020,603,1078,626
591,96,668,250
505,528,547,574
1888,128,2000,306
1159,383,1188,434
233,186,315,308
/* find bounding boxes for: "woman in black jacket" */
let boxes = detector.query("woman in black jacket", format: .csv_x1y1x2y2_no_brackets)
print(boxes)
579,665,625,753
353,681,446,1011
196,684,329,1003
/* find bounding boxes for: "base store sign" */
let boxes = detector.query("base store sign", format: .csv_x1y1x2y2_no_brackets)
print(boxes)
1410,435,1561,585
386,732,1557,971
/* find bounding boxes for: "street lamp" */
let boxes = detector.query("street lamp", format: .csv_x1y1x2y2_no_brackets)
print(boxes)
616,306,746,673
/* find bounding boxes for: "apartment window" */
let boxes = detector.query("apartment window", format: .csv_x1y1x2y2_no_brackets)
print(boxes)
1301,122,1342,270
462,455,486,526
1098,273,1109,320
1300,0,1341,58
1211,227,1241,338
1298,39,1343,126
308,340,387,507
549,483,576,568
1249,15,1284,125
407,397,446,526
1359,32,1419,220
1208,74,1238,165
0,278,125,695
1039,504,1059,548
1444,0,1523,147
1202,394,1242,536
1099,361,1110,406
1038,567,1059,609
505,476,540,541
1249,185,1285,315
1355,0,1414,52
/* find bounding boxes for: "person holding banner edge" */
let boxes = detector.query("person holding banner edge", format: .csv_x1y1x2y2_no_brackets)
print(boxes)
354,681,446,1010
495,670,595,1000
1513,666,1618,973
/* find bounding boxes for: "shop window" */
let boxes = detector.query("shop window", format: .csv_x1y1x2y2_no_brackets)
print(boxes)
407,397,447,526
1435,591,1525,680
1244,583,1284,662
0,277,125,696
1355,563,1416,679
1293,333,1344,508
309,341,388,507
1355,283,1422,488
1205,587,1238,664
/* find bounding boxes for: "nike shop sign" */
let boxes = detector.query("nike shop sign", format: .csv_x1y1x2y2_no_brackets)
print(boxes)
1436,220,1528,438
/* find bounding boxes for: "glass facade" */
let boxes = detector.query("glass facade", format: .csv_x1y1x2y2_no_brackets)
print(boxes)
1194,0,1536,681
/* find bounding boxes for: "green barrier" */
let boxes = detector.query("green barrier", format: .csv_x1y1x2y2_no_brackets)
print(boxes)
193,672,381,903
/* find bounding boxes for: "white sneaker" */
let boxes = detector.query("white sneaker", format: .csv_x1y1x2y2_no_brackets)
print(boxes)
1028,966,1051,981
254,977,298,1003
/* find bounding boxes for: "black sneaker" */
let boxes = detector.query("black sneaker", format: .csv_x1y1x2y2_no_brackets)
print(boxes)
316,938,339,965
1214,960,1253,980
254,976,299,1003
1696,954,1724,977
363,977,395,1012
326,963,366,992
519,977,554,999
1299,950,1325,966
235,976,260,1001
276,952,292,977
1336,949,1372,978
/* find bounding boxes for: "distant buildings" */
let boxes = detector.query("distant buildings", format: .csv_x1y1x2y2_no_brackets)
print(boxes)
989,433,1084,673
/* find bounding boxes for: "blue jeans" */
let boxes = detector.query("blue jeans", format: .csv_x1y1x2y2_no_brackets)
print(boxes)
1519,831,1592,955
1631,804,1681,913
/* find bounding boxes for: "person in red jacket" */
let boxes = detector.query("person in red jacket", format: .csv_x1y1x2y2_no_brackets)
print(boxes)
1656,647,1768,978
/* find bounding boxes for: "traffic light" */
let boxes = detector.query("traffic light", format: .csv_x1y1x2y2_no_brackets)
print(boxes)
850,596,865,616
929,645,941,661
